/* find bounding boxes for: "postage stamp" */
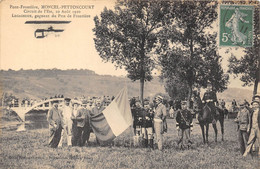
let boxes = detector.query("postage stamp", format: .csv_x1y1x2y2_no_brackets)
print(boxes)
219,5,254,47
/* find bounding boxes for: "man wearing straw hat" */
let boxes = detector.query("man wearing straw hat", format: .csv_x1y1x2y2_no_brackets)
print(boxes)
243,99,260,157
234,101,250,155
47,100,63,148
153,95,167,150
60,97,73,147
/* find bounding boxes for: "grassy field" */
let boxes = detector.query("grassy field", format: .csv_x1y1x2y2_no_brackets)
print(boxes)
0,119,258,169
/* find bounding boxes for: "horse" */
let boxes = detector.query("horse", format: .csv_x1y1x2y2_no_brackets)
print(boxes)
193,96,225,144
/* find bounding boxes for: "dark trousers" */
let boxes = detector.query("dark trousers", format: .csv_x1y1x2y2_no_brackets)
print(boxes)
82,123,91,145
75,127,84,146
71,122,77,146
178,128,191,147
49,125,62,148
238,130,248,154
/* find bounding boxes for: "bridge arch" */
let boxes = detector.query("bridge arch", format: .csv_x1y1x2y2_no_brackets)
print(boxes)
10,98,65,122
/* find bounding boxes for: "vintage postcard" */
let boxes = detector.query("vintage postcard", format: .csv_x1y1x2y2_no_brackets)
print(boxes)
0,0,259,168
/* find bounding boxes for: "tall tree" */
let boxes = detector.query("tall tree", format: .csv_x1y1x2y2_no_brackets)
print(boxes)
162,75,189,100
228,3,259,95
158,0,229,104
93,0,170,104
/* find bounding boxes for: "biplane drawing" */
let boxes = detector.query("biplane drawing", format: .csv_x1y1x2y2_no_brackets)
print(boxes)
25,21,71,38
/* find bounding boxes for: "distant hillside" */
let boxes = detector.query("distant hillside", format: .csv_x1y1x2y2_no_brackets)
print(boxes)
0,69,165,99
217,87,254,103
0,69,254,102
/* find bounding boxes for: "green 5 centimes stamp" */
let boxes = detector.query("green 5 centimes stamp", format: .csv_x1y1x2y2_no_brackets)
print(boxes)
219,5,254,47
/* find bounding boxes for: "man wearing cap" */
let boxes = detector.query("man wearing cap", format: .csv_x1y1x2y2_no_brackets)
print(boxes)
47,100,63,148
60,98,73,147
81,100,91,146
142,102,154,148
153,95,167,150
176,101,193,149
132,100,144,136
243,99,260,157
74,101,86,147
234,101,250,154
202,83,218,123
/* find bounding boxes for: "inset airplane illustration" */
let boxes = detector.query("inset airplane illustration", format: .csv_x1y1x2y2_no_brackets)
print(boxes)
25,21,71,38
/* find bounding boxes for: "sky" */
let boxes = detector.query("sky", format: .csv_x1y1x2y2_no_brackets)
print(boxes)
0,0,254,91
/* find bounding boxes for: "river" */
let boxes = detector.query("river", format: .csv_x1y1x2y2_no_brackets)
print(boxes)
2,110,49,131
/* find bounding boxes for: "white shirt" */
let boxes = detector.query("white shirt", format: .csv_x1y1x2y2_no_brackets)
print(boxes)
252,108,259,129
62,105,73,123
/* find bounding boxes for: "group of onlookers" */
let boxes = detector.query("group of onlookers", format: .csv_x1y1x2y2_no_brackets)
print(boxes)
46,90,260,157
235,94,260,157
47,97,106,148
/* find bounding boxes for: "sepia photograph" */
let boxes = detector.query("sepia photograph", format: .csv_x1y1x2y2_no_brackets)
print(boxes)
0,0,259,168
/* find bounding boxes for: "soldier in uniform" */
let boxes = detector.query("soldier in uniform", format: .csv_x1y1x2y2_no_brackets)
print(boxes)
176,101,193,149
132,100,144,136
202,83,218,123
153,95,167,151
141,101,154,148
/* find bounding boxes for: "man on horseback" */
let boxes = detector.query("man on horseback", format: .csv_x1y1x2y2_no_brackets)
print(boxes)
202,83,218,124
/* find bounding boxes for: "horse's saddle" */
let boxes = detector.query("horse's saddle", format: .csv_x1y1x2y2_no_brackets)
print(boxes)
198,104,214,122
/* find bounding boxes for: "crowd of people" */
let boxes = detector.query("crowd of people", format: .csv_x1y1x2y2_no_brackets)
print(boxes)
47,97,111,148
45,83,259,157
8,95,114,108
234,94,260,157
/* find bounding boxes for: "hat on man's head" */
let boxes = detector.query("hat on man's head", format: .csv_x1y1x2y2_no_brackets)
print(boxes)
181,101,187,105
156,95,163,101
239,101,247,106
52,100,59,103
82,100,88,105
253,94,260,100
64,97,71,101
144,100,149,105
71,101,80,106
251,100,260,105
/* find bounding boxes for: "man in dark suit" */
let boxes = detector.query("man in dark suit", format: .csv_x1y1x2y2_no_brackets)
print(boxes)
81,100,91,146
47,100,63,148
75,101,86,147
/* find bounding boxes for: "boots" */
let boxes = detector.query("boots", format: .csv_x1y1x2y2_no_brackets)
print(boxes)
143,139,148,148
148,139,153,149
